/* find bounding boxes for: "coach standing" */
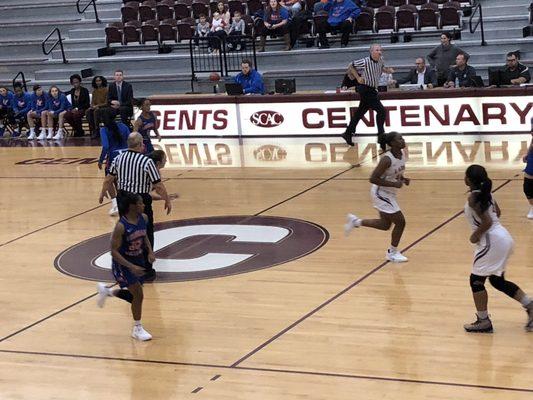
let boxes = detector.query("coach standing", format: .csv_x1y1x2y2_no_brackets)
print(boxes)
342,44,393,150
99,132,171,281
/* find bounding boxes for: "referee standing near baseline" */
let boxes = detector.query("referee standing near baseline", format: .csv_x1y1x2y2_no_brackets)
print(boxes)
342,44,394,150
99,132,171,281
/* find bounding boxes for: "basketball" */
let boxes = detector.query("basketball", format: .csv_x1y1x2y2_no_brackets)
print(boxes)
209,72,221,82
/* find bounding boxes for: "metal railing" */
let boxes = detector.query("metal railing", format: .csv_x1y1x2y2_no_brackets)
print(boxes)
469,1,487,46
77,0,100,23
12,72,28,92
42,28,68,64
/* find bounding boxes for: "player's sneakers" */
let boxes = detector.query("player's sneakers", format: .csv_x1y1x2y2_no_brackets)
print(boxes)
132,325,152,341
96,283,111,308
27,131,35,140
344,213,361,236
464,316,493,333
527,207,533,220
36,130,46,140
386,249,408,263
342,131,354,146
46,130,54,139
53,129,64,140
108,204,119,216
525,302,533,332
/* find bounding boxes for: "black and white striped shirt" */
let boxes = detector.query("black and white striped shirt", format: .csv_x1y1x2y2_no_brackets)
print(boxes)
109,150,161,194
351,56,385,89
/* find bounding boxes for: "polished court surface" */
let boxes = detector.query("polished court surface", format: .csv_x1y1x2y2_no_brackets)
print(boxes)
0,138,532,399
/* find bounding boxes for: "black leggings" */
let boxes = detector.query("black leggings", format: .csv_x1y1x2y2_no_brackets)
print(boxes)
345,85,386,136
470,273,520,298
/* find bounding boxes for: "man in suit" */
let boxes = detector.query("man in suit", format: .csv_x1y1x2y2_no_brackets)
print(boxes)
107,69,134,126
397,58,438,88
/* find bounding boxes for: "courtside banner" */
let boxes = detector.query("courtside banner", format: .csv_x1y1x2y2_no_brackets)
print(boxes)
150,104,239,136
237,96,533,135
155,135,531,168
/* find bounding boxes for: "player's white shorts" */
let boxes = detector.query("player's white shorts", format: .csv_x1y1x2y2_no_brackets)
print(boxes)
370,185,401,214
472,227,514,277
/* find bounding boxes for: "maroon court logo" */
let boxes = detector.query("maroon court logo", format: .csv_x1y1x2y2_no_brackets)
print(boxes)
250,110,284,127
54,215,328,282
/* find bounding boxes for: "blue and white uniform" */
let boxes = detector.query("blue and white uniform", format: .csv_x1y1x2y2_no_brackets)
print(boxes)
370,150,405,214
464,193,513,277
137,112,157,154
112,215,147,288
99,122,130,174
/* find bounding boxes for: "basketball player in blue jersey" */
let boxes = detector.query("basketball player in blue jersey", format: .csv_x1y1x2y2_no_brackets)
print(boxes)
462,165,532,333
98,108,130,216
134,98,161,154
523,129,533,219
96,191,155,341
344,132,410,263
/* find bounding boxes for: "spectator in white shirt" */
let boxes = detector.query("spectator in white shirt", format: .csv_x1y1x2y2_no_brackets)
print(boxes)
397,57,438,88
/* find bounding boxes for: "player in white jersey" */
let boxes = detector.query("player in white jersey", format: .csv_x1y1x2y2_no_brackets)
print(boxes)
344,132,410,263
463,165,532,333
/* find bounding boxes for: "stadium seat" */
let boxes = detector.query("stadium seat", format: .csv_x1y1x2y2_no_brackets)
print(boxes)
248,0,264,16
418,2,438,29
440,1,460,28
121,4,139,23
228,0,246,16
430,0,448,4
191,1,210,19
141,19,160,43
388,0,407,7
367,0,386,8
159,18,178,42
242,14,254,35
156,3,174,21
177,20,195,41
408,0,428,6
375,5,395,32
174,3,192,20
124,20,142,44
396,4,417,30
355,8,374,32
105,22,124,46
139,3,157,22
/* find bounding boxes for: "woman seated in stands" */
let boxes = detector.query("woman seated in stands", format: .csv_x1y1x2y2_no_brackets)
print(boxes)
216,1,231,28
43,85,71,140
208,12,228,54
86,75,109,139
64,74,90,137
256,0,291,52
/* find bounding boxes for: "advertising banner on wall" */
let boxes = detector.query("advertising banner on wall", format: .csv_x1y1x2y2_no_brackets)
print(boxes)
154,134,531,169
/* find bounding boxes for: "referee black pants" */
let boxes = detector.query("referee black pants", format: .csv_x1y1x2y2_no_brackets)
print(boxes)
117,191,155,272
345,84,386,137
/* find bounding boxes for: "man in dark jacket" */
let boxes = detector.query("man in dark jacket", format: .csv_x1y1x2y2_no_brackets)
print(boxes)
397,58,438,88
427,32,469,86
315,0,360,48
107,69,134,126
444,53,477,88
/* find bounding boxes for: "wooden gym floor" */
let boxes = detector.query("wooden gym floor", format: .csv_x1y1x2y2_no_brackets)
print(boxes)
0,141,531,399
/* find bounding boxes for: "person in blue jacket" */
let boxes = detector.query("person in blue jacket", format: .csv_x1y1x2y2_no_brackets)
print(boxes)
234,59,265,95
314,0,360,48
98,107,131,216
11,82,32,138
27,85,49,140
0,86,15,138
44,85,71,140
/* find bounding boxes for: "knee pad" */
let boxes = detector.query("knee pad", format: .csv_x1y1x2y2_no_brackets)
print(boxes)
489,275,519,297
470,274,487,293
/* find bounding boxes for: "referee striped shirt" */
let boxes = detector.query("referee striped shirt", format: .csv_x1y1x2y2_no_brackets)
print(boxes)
109,150,161,194
351,56,385,89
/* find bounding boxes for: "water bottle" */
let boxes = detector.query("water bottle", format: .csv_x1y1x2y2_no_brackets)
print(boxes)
455,77,460,88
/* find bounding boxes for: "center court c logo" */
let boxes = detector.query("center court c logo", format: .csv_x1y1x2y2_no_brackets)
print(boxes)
55,215,329,282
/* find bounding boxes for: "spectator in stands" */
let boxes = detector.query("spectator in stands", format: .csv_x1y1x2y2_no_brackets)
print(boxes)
208,12,228,54
444,53,477,89
257,0,291,52
107,69,134,127
500,51,531,85
65,74,90,137
27,85,49,140
0,86,14,138
194,14,210,49
86,75,109,139
427,32,469,87
234,59,265,94
379,71,396,90
397,57,438,88
11,82,32,138
44,85,72,140
217,2,231,27
281,0,302,16
227,11,246,51
314,0,360,49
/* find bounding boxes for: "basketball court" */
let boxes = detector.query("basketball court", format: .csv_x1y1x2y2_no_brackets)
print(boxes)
0,137,532,399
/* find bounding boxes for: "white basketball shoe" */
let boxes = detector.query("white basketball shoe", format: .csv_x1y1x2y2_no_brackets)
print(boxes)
344,213,362,236
132,325,152,341
386,248,408,263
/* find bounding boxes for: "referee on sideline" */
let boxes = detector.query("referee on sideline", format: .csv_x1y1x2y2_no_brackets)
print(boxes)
342,44,394,150
99,132,171,281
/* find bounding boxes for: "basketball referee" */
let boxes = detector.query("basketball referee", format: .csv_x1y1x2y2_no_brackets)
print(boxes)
99,132,171,281
342,44,394,150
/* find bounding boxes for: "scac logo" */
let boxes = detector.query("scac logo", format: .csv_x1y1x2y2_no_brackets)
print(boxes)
250,110,284,128
55,216,328,282
253,145,287,161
